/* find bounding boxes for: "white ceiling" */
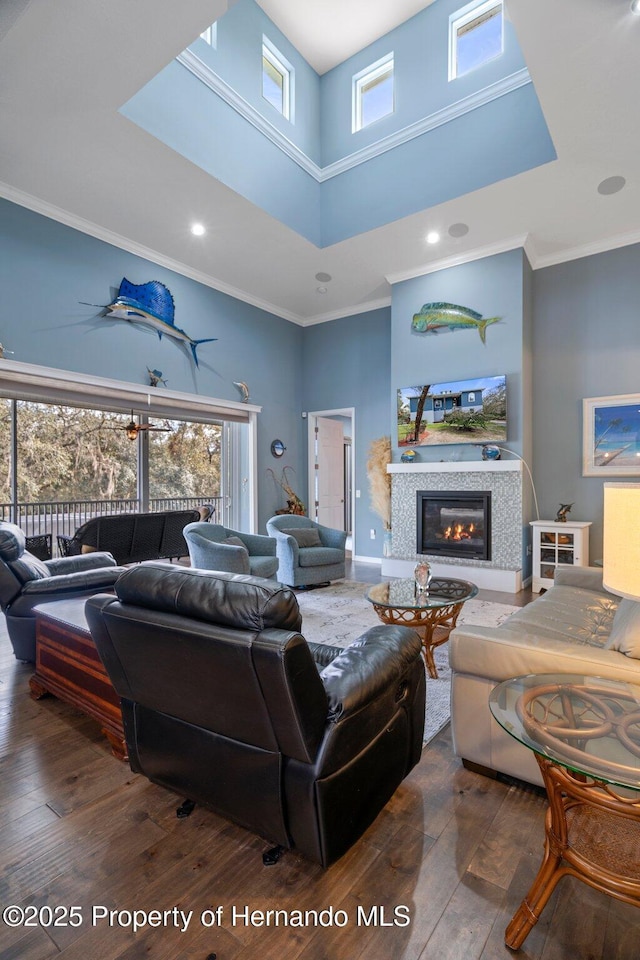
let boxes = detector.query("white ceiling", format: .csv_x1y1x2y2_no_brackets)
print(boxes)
256,0,437,74
0,0,639,327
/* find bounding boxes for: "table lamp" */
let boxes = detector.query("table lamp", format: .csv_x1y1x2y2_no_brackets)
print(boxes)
603,482,640,599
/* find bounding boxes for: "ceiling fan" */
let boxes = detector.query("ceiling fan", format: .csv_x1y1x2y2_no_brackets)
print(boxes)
121,411,172,441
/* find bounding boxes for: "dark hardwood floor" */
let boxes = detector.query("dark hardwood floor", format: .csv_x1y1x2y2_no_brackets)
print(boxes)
0,570,636,960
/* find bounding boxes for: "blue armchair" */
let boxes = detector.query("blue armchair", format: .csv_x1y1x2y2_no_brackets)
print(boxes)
183,523,278,579
266,515,346,588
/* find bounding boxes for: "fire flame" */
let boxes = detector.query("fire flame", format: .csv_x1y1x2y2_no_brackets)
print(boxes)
443,522,475,541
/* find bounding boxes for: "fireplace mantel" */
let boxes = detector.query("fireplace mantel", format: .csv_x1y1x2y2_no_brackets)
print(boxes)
388,460,522,474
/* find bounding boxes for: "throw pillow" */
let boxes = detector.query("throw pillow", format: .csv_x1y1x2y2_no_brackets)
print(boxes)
605,598,640,658
282,527,322,548
222,535,247,549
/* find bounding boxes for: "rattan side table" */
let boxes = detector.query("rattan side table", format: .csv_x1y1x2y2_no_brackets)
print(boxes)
366,577,478,678
490,674,640,950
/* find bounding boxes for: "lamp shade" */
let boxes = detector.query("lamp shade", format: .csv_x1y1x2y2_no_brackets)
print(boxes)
603,482,640,599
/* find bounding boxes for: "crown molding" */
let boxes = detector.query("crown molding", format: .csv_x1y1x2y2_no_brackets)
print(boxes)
297,296,392,327
176,50,323,180
385,234,531,284
4,182,640,332
177,50,532,183
528,227,640,270
0,180,305,326
321,69,532,180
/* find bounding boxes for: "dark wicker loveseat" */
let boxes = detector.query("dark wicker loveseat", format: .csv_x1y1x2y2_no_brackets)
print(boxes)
57,510,200,565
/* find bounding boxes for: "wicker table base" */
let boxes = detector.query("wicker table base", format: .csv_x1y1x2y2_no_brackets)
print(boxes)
367,599,465,679
506,754,640,950
367,577,478,679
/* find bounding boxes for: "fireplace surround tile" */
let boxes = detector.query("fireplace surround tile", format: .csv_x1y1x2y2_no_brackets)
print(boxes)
389,462,523,571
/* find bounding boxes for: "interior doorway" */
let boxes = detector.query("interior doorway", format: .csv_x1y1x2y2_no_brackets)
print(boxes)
307,408,355,551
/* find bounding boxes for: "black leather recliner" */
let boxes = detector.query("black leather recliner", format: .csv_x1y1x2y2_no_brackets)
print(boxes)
86,563,426,868
0,521,124,662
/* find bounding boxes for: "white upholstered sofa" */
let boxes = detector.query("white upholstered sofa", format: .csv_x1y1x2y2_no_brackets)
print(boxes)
448,566,640,786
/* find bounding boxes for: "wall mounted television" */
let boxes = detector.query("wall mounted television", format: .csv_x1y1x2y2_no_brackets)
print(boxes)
397,375,507,447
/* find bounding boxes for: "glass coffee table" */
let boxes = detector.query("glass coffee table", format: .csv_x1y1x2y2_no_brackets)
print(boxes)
366,577,478,679
490,674,640,950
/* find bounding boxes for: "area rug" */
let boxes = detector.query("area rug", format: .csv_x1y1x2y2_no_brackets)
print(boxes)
295,580,519,745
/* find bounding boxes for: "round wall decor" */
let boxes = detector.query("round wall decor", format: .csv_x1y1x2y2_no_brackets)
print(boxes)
271,439,286,458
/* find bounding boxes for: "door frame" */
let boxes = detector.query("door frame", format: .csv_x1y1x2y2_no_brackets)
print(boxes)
306,407,355,546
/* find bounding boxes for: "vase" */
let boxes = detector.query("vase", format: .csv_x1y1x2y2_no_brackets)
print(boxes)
383,528,392,558
414,558,432,593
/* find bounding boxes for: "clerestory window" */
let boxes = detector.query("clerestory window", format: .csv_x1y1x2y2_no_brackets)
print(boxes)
449,0,503,80
200,23,217,48
262,38,293,121
352,54,394,133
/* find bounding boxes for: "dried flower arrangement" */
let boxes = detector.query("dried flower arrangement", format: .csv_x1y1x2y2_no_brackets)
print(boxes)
267,466,306,515
366,436,392,530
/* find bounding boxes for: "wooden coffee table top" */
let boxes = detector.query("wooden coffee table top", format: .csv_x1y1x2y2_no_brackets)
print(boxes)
33,596,92,635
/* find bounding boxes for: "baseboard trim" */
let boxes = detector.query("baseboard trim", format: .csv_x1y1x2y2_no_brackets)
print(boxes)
353,555,383,565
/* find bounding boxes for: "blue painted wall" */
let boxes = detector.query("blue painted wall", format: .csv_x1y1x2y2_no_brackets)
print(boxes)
301,309,391,560
320,0,529,165
193,0,322,161
391,248,530,461
121,0,555,247
320,84,555,246
121,60,322,247
532,243,640,558
5,195,639,566
391,248,533,573
0,199,304,532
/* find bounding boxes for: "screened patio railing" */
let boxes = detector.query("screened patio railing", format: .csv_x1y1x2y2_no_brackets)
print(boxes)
0,497,224,557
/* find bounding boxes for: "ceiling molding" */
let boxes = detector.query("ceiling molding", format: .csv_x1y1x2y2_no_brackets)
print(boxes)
6,175,640,327
297,295,392,326
176,49,322,180
0,180,305,326
177,50,531,183
385,234,531,284
528,227,640,270
320,69,532,180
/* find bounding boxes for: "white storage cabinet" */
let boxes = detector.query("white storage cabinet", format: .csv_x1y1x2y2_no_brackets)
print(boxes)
530,521,591,593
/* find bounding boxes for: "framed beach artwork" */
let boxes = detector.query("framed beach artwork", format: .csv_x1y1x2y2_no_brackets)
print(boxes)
583,394,640,476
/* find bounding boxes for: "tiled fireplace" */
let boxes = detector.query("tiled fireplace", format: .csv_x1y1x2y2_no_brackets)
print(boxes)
383,460,524,592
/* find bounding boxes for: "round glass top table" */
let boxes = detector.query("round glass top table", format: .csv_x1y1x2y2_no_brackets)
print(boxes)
490,673,640,950
366,577,478,679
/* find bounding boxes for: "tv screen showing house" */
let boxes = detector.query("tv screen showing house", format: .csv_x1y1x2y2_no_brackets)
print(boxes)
397,375,507,447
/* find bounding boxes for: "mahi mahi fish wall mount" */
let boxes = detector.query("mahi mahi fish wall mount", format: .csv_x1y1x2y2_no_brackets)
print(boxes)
411,302,501,344
82,279,217,368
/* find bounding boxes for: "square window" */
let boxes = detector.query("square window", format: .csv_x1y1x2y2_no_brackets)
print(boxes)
353,55,394,132
262,39,293,121
449,0,503,80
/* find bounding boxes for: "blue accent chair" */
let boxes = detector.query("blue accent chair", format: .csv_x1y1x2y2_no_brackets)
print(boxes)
183,523,278,579
266,515,346,588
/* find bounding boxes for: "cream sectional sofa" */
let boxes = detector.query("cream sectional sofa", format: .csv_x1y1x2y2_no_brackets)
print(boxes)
448,566,640,786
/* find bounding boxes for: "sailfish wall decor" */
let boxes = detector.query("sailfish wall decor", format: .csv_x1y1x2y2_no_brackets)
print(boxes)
88,278,217,367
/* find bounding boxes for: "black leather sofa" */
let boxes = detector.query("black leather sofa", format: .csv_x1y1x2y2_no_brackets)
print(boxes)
86,564,426,867
0,521,124,662
57,509,200,565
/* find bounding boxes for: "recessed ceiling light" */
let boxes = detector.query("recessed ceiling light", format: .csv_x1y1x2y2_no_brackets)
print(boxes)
631,0,640,14
448,222,469,238
190,223,206,236
597,176,626,195
315,272,332,282
316,286,328,295
426,231,440,244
